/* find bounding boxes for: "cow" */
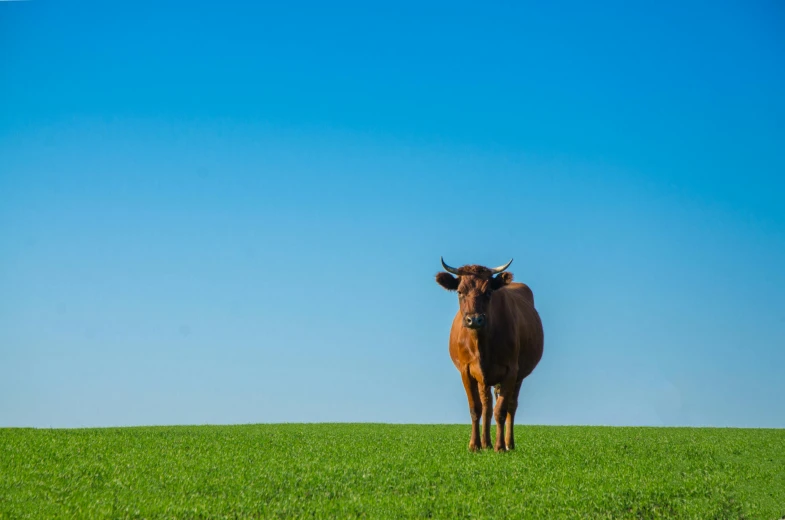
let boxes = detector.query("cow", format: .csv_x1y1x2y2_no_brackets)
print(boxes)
435,257,544,452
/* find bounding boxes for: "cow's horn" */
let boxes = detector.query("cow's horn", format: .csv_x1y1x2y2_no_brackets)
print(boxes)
489,258,513,274
440,257,462,275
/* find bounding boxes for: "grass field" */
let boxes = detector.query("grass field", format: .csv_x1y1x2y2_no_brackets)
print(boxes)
1,424,783,519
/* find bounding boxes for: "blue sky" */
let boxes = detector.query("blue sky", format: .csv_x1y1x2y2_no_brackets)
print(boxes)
1,0,784,429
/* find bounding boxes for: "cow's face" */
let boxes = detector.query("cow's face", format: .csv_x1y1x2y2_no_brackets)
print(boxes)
435,258,514,330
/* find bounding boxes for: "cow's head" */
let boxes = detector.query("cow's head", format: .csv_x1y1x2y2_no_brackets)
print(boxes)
435,257,514,330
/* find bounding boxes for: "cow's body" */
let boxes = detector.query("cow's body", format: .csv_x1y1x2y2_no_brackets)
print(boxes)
436,260,543,451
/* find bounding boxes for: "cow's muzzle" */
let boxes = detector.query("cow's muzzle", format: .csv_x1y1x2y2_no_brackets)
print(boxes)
464,313,486,329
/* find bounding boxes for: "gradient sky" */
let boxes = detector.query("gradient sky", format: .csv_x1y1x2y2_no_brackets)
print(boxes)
1,0,784,429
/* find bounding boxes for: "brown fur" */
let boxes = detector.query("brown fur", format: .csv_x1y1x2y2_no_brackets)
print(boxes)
436,263,544,452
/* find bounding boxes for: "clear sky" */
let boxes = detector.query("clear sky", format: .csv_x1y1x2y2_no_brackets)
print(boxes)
1,0,784,429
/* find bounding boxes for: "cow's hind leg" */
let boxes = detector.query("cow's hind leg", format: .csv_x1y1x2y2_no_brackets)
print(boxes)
460,370,483,451
504,378,524,450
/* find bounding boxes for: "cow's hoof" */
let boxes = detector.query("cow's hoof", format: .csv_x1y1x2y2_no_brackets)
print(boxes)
494,443,507,452
468,442,481,452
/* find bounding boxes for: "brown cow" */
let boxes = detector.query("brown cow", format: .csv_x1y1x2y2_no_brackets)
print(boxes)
435,257,544,452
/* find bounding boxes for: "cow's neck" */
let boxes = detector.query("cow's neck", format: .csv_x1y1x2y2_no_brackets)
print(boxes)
470,327,495,368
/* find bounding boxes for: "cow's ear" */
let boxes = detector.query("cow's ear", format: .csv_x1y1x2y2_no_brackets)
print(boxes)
491,272,513,289
435,272,460,291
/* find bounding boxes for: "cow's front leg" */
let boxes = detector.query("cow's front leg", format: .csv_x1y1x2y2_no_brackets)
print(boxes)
479,383,493,449
493,378,517,452
460,370,482,451
505,379,524,450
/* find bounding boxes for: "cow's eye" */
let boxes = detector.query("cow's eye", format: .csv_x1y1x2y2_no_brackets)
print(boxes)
485,290,493,297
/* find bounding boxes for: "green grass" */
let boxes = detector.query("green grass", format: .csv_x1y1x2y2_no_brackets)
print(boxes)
1,424,783,519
